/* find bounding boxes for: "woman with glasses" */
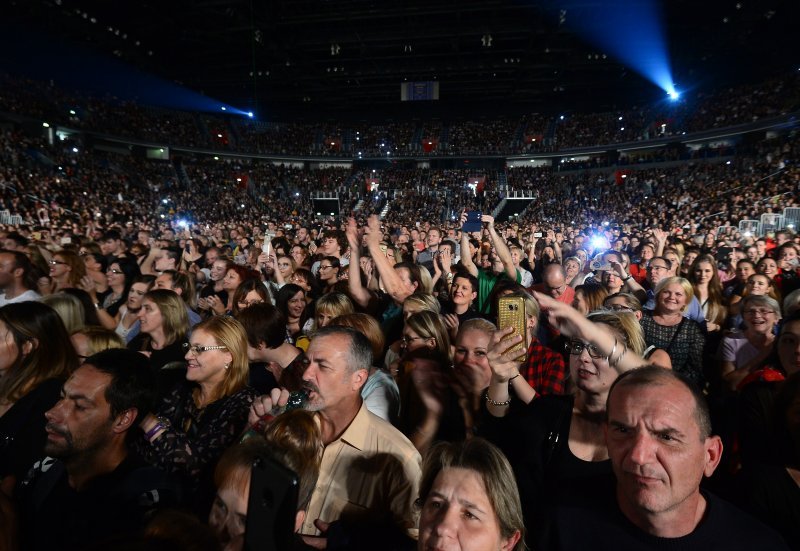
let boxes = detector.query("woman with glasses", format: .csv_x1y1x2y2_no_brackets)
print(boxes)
481,293,646,550
316,255,340,294
720,295,782,391
41,250,86,295
230,278,271,317
85,257,142,331
136,315,257,513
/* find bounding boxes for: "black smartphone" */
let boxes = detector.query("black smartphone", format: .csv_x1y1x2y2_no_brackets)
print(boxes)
244,454,300,551
462,211,482,233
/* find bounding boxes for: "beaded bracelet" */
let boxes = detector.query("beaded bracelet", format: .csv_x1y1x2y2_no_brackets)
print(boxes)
485,389,512,407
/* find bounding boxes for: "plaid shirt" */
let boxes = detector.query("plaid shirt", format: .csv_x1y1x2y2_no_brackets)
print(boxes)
521,340,567,396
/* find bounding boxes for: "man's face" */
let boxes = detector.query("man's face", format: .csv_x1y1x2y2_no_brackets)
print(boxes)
296,228,309,243
646,259,670,287
205,249,219,266
100,239,119,256
137,232,150,246
154,254,176,272
0,253,18,289
155,273,176,290
2,239,20,251
543,270,567,299
427,229,441,249
606,380,721,524
302,333,365,412
44,365,118,460
322,236,340,256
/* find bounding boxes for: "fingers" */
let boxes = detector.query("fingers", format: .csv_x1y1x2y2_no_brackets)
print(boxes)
250,393,275,421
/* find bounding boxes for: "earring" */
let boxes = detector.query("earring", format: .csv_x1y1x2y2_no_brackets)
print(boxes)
224,362,230,370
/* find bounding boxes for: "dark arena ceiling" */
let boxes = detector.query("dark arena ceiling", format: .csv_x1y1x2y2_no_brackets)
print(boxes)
3,0,797,120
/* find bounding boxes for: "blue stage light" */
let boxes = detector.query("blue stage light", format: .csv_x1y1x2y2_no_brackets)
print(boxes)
220,106,227,111
561,0,677,99
668,90,680,101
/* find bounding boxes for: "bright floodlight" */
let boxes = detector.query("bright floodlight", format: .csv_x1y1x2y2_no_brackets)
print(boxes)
247,112,254,118
668,90,680,101
220,106,227,111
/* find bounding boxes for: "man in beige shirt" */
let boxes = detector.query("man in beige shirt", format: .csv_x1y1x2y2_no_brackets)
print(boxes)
251,325,421,546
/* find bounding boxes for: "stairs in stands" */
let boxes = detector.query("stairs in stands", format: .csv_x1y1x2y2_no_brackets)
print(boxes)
173,158,192,189
492,189,536,222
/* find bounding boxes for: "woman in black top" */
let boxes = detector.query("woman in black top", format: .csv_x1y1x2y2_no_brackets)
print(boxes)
481,293,646,550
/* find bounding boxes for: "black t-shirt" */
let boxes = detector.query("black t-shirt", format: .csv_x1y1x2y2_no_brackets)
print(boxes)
16,455,179,551
549,483,790,550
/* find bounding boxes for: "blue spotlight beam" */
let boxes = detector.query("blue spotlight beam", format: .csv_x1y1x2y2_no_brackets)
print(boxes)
558,0,677,97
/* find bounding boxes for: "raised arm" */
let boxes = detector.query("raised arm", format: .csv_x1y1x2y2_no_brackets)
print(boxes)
485,215,517,282
366,215,414,303
458,212,478,277
345,217,372,308
532,291,646,372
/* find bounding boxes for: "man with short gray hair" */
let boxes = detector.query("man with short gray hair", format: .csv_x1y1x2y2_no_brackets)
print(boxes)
249,325,421,547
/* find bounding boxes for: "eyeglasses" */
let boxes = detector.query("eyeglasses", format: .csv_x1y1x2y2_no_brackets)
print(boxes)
606,304,634,312
743,308,776,317
237,299,265,308
106,269,123,274
565,340,607,359
182,343,228,355
48,260,67,265
401,335,428,345
319,265,334,270
647,265,668,272
545,283,566,295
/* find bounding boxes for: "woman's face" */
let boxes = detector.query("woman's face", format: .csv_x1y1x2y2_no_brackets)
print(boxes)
289,273,311,293
693,261,714,286
401,327,430,354
209,478,249,547
276,256,293,277
745,274,771,296
237,289,265,311
778,320,800,376
682,251,698,271
453,329,491,382
664,252,680,271
127,282,150,310
70,332,90,365
657,283,688,314
49,255,70,279
0,320,20,375
602,270,622,291
742,303,778,336
568,325,620,397
418,467,518,551
757,258,778,279
572,290,589,315
106,263,125,287
779,247,798,270
316,309,336,329
222,269,243,292
137,298,163,335
210,260,228,282
640,246,655,261
287,291,306,319
184,328,231,388
290,246,306,266
564,260,580,280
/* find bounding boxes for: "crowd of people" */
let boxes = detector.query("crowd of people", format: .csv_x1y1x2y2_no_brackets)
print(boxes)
0,70,799,550
2,70,797,157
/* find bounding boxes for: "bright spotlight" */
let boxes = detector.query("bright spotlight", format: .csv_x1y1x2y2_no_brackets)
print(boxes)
247,112,254,118
177,219,188,228
668,90,679,101
220,106,227,111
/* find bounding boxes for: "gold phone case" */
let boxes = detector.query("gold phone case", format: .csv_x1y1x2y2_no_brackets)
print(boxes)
497,296,527,360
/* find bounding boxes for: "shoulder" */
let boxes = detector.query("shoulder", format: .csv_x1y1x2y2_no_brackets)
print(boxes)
357,407,421,462
698,492,790,548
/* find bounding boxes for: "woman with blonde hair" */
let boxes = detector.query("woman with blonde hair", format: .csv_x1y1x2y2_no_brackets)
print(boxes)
41,292,86,334
137,315,258,511
128,289,190,377
70,325,126,364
